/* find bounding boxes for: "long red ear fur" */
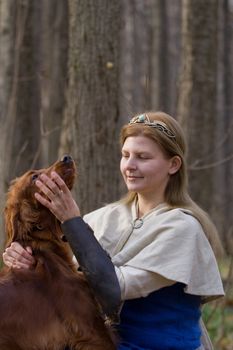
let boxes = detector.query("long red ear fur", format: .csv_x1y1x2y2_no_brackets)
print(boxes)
4,206,20,247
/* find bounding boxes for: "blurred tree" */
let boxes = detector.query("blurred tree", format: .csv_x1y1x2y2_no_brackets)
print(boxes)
60,0,121,214
222,0,233,253
149,0,171,112
39,0,68,165
119,0,182,119
148,0,181,114
0,0,42,247
215,0,233,253
10,0,42,176
119,0,150,117
0,0,16,248
0,0,68,181
0,0,68,250
177,0,218,217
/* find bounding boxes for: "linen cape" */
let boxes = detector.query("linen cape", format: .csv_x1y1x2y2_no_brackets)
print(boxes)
83,201,224,303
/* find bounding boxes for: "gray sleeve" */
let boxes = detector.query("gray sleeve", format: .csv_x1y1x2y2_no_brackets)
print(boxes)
61,216,121,321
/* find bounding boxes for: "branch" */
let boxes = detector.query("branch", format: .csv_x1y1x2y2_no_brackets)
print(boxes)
189,153,233,170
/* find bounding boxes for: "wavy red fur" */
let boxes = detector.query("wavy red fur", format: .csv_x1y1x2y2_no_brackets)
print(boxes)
0,156,116,350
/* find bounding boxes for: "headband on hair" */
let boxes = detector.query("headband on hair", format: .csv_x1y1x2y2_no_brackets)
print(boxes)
129,114,176,139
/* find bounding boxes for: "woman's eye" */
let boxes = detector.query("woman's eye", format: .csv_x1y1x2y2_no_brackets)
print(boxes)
138,155,149,159
32,174,39,181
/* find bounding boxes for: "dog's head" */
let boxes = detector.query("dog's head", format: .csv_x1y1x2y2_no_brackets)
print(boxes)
4,155,76,247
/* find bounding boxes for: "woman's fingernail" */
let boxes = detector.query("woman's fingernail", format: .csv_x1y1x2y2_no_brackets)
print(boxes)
35,180,40,187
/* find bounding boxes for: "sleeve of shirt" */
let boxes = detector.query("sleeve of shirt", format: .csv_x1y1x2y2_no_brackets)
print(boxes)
115,265,175,300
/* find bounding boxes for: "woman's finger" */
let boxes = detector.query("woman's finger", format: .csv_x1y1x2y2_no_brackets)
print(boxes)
51,172,70,194
10,242,34,262
3,252,30,266
34,171,80,223
26,246,33,255
34,192,52,210
3,243,35,269
11,260,33,270
34,191,64,222
35,177,56,200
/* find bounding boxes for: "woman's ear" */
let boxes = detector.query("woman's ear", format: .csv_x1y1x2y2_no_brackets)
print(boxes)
168,156,182,175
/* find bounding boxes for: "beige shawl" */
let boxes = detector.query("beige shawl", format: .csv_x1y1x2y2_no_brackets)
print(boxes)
84,201,224,302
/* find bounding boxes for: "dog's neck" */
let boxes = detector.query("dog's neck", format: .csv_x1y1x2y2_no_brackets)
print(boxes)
16,236,74,265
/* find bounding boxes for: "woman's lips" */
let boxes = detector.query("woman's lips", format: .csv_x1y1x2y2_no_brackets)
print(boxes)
127,175,143,180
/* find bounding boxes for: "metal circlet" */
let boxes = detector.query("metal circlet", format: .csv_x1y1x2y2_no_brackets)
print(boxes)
129,114,176,139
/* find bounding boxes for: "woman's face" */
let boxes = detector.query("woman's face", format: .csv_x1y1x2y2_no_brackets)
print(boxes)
120,135,175,198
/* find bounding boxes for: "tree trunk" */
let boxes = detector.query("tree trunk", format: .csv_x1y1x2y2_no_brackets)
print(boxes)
0,0,43,250
14,0,42,173
149,0,169,111
119,0,181,117
215,0,233,252
0,0,69,250
0,0,16,249
3,0,41,182
60,0,121,215
148,0,181,114
119,0,151,118
177,0,218,215
2,0,68,181
223,0,233,253
40,0,68,165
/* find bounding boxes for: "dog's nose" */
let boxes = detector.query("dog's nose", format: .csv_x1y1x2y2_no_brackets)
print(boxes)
61,155,73,163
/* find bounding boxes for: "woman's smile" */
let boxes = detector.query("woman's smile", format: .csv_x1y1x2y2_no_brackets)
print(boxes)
126,174,144,180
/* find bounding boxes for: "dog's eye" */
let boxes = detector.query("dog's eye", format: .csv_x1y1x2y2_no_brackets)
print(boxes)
32,174,39,181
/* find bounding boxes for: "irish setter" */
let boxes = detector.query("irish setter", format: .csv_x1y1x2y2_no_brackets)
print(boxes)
0,156,116,350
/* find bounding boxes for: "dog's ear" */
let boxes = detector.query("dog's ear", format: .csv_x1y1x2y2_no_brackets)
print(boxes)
4,205,20,246
4,201,37,246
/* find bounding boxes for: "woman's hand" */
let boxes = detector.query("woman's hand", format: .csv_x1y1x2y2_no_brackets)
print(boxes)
35,171,80,223
3,242,36,269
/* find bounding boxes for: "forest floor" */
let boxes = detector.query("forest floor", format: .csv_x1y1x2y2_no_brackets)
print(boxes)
203,256,233,350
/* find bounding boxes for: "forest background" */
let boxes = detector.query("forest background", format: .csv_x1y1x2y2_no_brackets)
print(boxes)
0,0,232,348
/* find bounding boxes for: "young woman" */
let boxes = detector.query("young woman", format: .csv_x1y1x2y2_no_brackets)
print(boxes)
3,112,224,350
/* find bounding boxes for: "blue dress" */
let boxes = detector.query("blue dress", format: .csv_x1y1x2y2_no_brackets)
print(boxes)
117,283,201,350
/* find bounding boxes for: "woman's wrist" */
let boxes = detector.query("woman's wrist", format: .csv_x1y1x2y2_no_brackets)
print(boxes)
60,214,81,224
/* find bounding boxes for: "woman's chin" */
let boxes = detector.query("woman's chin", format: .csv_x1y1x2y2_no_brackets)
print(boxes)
126,184,144,192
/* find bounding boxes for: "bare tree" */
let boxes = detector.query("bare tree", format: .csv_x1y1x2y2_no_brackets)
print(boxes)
0,0,69,250
177,0,219,217
215,0,233,252
119,0,151,119
0,0,42,248
148,0,181,114
119,0,182,119
0,0,16,248
222,0,233,252
60,0,122,215
39,0,68,165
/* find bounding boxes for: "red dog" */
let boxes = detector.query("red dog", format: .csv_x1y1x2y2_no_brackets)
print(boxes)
0,156,116,350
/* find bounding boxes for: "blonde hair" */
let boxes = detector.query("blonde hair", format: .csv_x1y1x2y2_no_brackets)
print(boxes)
120,111,223,257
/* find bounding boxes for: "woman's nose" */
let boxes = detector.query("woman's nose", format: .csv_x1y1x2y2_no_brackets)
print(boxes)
125,157,137,170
